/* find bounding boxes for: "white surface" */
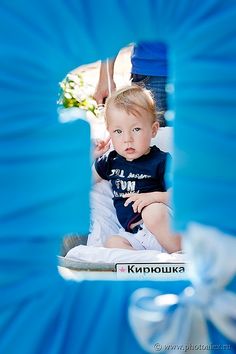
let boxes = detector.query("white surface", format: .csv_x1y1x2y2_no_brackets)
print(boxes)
66,245,185,264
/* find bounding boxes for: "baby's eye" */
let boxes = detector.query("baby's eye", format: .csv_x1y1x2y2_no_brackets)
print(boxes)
133,127,141,132
114,129,122,134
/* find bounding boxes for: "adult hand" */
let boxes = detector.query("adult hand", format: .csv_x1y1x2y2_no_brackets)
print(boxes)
93,79,116,105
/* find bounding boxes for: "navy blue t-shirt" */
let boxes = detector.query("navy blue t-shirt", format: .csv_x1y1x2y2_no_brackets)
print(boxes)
95,146,171,233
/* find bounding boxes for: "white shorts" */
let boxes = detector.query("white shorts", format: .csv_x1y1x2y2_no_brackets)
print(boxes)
119,224,164,252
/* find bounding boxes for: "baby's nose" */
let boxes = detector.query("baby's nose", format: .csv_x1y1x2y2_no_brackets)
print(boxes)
124,131,133,142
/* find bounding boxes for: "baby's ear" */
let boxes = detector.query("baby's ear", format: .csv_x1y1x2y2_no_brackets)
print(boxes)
151,121,159,137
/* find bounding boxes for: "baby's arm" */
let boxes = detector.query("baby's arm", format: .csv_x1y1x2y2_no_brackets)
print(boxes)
92,164,103,184
92,136,111,183
124,190,170,214
93,136,111,160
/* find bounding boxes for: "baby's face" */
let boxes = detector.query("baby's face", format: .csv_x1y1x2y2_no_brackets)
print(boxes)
107,106,158,161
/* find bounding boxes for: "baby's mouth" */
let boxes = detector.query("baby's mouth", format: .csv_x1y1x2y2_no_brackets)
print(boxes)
125,148,135,153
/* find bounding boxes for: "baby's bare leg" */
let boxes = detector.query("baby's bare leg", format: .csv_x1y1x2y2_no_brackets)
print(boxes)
142,203,181,253
105,235,134,249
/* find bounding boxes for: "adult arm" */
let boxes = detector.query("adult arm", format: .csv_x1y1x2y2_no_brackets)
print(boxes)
93,58,117,104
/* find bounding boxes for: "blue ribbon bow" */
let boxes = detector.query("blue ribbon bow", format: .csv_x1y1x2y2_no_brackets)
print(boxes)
129,223,236,353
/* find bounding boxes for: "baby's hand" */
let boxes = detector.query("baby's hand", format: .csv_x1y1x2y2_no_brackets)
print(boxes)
123,192,158,213
93,136,111,159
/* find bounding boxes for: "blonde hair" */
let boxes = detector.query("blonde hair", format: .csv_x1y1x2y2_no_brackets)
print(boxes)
104,85,158,127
